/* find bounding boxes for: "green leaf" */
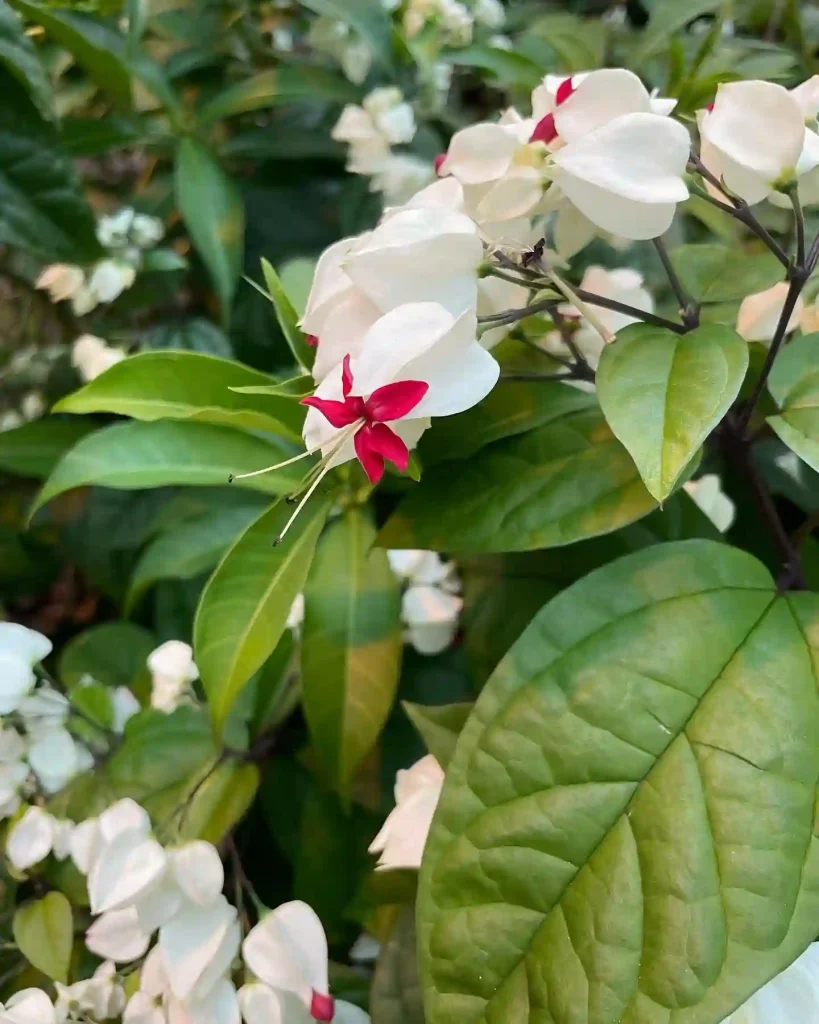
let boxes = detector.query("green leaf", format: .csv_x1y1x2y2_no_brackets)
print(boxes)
197,66,359,124
767,333,819,473
30,420,301,517
0,69,99,260
126,494,269,611
402,701,472,769
175,758,260,844
13,892,72,983
379,405,658,553
259,258,316,372
419,540,819,1024
230,374,313,400
597,323,748,502
56,351,305,442
175,138,244,326
670,243,785,303
59,621,155,689
371,905,425,1024
195,494,331,735
0,418,96,478
143,318,232,357
422,380,593,464
0,0,55,118
7,0,131,103
631,0,723,62
299,0,394,69
61,114,146,156
445,46,542,89
140,248,188,273
301,507,402,798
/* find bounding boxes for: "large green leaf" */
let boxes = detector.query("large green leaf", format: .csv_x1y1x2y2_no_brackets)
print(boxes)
197,66,359,124
13,893,72,983
403,701,472,770
0,418,96,478
56,351,305,442
371,905,425,1024
767,332,819,473
301,507,402,797
59,621,155,690
126,494,268,611
30,420,301,516
0,70,99,260
379,406,658,553
631,0,723,62
445,46,542,89
8,0,131,103
195,494,331,735
419,540,819,1024
0,0,54,118
259,258,316,373
597,324,748,502
175,138,244,325
422,381,593,464
143,318,232,357
175,758,260,844
669,244,785,304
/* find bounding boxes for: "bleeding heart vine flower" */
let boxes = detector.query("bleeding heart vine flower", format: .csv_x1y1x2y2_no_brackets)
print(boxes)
241,901,369,1024
736,282,805,343
0,623,52,715
369,755,445,870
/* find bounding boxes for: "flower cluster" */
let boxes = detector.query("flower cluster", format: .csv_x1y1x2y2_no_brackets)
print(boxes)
388,550,462,655
0,624,138,809
36,208,164,316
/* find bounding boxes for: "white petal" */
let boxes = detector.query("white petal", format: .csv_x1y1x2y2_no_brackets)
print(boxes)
242,901,328,1003
301,237,361,336
397,177,465,214
86,907,152,963
172,841,224,906
7,806,54,870
351,303,456,395
737,282,805,343
402,585,463,627
333,1000,371,1024
477,276,529,349
724,943,819,1021
88,829,168,914
407,621,459,656
111,687,141,733
147,642,198,688
703,81,805,196
552,194,598,258
369,760,443,871
0,623,52,665
474,166,542,224
27,726,82,794
442,123,520,184
136,877,184,932
310,290,380,385
0,658,36,717
159,897,240,1003
554,68,651,143
168,979,240,1024
238,984,284,1024
331,105,377,145
141,945,170,997
2,989,57,1024
552,113,690,239
100,798,152,842
123,992,165,1024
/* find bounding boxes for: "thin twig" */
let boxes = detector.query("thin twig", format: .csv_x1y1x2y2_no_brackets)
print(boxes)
477,296,557,326
573,288,687,334
791,187,806,267
552,306,591,372
736,273,806,435
501,370,578,382
688,154,791,268
654,237,699,329
485,268,538,289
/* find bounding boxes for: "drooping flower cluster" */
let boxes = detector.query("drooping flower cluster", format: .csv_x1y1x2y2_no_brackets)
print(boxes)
0,624,138,809
36,208,165,316
388,550,462,655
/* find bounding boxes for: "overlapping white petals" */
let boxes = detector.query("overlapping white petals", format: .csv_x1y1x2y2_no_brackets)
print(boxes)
0,623,51,714
369,755,444,870
243,900,328,1004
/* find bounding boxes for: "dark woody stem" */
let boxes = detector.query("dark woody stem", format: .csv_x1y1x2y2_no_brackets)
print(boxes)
653,237,699,329
477,290,687,334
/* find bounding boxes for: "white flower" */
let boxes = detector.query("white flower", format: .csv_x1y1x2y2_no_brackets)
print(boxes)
699,79,819,205
20,392,44,422
684,474,736,533
55,961,126,1022
0,988,57,1024
97,208,138,248
159,896,240,1004
88,824,168,915
86,907,152,963
148,641,199,713
0,624,51,714
369,755,444,870
112,686,141,732
72,334,126,382
19,685,69,737
332,88,416,182
7,806,57,871
302,303,499,484
132,214,165,248
242,901,369,1023
402,587,463,655
473,0,504,28
736,282,805,344
35,264,85,304
28,726,93,794
287,594,305,632
0,728,28,819
369,154,434,206
87,258,137,304
723,943,819,1021
388,550,454,586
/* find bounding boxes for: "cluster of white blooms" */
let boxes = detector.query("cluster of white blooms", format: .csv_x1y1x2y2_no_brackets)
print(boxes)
332,88,433,206
36,208,164,317
403,0,504,45
6,794,371,1024
306,16,377,85
147,640,199,714
388,550,462,655
0,624,139,810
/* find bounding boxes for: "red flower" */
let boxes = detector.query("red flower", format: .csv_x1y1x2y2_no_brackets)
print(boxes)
529,75,577,145
301,355,428,484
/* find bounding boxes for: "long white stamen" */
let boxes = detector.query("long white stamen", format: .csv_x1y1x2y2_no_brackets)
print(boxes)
275,461,336,546
228,442,324,482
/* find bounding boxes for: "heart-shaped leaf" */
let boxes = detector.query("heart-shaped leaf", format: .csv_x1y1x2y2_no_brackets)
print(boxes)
419,540,819,1024
767,332,819,473
597,323,748,502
